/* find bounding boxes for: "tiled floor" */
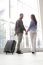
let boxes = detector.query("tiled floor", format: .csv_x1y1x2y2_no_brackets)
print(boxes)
0,52,43,65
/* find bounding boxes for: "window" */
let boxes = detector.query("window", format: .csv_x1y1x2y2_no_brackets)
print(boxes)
0,0,42,49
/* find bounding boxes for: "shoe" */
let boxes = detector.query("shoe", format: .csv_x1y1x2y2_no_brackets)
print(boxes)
16,50,23,54
32,52,35,54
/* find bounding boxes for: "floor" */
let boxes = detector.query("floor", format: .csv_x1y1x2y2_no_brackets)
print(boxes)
0,52,43,65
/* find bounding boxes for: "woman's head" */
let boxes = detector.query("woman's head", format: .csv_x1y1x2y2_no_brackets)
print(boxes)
31,14,37,25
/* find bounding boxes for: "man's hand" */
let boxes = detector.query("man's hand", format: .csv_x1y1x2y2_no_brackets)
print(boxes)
14,33,16,36
26,31,28,35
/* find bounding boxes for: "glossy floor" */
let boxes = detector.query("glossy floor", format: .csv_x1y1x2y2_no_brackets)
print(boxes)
0,52,43,65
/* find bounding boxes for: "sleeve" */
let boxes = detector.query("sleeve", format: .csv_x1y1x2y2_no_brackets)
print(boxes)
15,21,19,33
28,22,33,31
15,21,17,32
22,23,26,31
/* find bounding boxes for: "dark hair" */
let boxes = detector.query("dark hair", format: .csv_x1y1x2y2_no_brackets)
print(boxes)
31,14,37,25
20,13,23,16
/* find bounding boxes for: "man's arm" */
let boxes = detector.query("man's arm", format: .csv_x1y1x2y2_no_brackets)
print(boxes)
15,20,20,34
27,22,33,31
22,22,26,31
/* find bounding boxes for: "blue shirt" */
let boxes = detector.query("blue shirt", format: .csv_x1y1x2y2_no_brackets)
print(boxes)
28,21,37,32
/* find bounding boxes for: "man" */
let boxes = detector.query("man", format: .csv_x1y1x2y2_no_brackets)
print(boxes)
15,13,26,54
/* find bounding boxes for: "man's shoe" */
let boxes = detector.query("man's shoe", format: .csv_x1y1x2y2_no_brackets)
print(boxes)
16,50,23,54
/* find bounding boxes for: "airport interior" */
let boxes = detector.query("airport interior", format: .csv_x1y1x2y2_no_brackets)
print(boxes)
0,0,43,65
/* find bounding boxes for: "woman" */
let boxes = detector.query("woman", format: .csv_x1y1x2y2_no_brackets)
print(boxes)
27,14,37,54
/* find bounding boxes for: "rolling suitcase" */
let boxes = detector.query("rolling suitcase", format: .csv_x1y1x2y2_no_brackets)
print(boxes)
4,40,16,54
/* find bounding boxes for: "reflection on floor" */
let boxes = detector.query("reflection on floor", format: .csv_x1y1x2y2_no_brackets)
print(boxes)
0,52,43,65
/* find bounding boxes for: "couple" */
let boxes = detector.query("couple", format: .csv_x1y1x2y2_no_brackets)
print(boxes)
15,13,37,54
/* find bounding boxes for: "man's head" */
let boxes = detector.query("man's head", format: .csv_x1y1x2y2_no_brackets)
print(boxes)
20,13,24,19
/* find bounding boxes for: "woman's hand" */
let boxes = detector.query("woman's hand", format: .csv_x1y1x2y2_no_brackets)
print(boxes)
26,29,29,35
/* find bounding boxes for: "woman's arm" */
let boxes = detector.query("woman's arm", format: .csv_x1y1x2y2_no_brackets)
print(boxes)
28,22,33,31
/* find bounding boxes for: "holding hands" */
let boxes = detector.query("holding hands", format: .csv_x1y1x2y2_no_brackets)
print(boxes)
25,29,29,35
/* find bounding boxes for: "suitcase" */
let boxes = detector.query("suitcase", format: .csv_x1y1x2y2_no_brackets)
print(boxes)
4,40,16,54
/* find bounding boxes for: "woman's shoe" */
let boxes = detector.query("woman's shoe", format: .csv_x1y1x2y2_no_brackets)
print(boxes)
32,52,35,54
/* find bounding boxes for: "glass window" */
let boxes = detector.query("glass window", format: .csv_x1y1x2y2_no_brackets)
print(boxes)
0,0,42,49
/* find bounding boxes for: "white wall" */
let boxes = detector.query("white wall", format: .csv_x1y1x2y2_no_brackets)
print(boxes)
39,0,43,40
